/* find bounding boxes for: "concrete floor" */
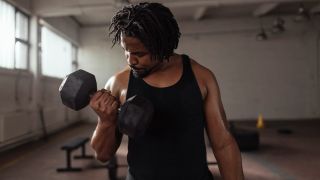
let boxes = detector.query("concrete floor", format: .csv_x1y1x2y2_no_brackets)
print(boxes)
0,120,319,180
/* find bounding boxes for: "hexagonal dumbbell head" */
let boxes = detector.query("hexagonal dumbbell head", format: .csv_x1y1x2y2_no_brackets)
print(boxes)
118,95,154,138
59,69,97,111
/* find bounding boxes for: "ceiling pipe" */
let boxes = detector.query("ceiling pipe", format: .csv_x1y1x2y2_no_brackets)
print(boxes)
253,3,279,17
193,7,208,21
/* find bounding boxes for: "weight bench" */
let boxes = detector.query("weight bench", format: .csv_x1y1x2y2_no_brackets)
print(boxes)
229,122,260,151
56,137,94,172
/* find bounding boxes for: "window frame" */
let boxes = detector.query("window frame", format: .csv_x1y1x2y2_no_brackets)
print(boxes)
14,8,30,70
0,0,30,71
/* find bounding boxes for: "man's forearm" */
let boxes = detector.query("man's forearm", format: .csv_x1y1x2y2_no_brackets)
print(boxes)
215,137,244,180
91,118,121,162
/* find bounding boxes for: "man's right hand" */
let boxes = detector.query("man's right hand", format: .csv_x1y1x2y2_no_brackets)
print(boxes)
89,89,119,125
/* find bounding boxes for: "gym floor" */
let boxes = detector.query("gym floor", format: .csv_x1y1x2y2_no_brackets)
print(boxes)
0,120,319,180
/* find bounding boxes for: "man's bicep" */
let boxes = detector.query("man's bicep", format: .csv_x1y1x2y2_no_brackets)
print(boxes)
104,76,119,97
104,76,115,90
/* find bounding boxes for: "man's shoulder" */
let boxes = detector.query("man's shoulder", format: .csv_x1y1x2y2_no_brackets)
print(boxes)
105,67,130,98
186,57,218,99
188,57,214,80
113,67,131,85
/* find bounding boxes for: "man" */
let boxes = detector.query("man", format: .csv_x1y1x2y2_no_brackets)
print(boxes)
90,2,244,180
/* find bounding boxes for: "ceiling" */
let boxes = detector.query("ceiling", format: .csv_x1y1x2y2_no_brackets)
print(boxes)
31,0,320,27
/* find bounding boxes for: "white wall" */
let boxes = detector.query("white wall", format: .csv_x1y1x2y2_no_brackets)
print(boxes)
78,27,126,121
78,16,320,122
79,27,126,87
178,16,320,120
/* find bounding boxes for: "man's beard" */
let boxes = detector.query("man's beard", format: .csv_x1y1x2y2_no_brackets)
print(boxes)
130,63,160,79
131,67,151,78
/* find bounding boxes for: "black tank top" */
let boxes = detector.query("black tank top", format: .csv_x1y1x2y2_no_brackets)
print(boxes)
126,55,213,180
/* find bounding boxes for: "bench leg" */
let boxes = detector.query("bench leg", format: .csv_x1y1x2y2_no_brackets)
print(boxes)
74,144,94,159
57,150,82,172
107,156,118,180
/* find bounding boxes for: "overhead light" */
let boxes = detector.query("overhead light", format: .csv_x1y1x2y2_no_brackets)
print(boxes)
272,17,285,33
256,18,268,41
256,29,268,41
294,3,310,22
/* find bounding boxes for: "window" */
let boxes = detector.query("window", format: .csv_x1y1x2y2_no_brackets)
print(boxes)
0,1,15,68
41,27,74,78
0,0,29,69
15,11,29,69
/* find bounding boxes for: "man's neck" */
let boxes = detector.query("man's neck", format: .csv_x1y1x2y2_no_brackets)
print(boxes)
154,54,179,73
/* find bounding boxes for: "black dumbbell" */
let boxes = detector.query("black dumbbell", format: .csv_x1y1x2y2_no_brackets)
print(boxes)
59,69,154,138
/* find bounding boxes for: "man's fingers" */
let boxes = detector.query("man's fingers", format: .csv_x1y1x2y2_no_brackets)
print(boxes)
91,89,118,110
90,90,108,109
104,95,116,106
90,90,104,101
111,100,119,109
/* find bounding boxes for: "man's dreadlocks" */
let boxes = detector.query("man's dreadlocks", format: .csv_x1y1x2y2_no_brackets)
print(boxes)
109,2,181,62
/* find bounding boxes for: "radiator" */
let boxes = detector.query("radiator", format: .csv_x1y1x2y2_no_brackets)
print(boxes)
0,112,31,142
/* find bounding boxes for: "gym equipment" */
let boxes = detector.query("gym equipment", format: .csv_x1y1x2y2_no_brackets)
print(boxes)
59,69,97,111
56,137,94,172
230,122,260,151
59,69,154,138
118,95,154,137
277,128,293,135
56,137,123,180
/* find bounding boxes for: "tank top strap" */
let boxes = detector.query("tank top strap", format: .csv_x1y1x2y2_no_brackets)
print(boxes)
181,54,191,67
181,54,196,83
126,70,140,100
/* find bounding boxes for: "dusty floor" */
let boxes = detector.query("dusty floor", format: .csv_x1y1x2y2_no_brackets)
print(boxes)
0,120,319,180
